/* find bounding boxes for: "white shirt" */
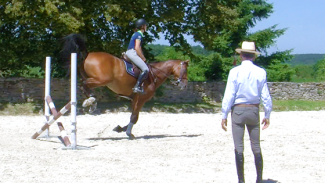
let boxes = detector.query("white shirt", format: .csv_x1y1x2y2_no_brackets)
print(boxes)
221,60,272,119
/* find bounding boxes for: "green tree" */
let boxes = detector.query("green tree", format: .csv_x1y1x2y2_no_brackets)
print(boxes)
0,0,191,77
155,47,190,61
183,0,294,81
290,54,325,66
146,44,167,57
257,50,294,81
0,0,294,82
291,64,315,82
313,57,325,81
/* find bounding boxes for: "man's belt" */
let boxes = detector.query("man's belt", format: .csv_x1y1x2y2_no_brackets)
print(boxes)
234,104,259,107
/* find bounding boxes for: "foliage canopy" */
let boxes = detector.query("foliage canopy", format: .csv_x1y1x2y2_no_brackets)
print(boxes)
0,0,294,81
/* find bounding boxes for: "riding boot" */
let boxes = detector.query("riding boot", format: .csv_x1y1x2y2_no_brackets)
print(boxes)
254,153,263,183
235,150,245,183
133,70,148,94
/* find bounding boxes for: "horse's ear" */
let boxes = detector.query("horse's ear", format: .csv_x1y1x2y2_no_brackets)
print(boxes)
184,60,190,65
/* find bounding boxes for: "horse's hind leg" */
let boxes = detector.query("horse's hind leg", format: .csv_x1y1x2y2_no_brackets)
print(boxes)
81,82,97,111
79,67,96,98
82,78,110,113
79,68,98,112
81,82,95,98
84,78,110,89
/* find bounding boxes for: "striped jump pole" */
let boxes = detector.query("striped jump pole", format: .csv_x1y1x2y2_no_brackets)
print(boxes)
31,102,71,139
45,96,58,116
45,96,71,147
57,122,71,147
32,53,84,150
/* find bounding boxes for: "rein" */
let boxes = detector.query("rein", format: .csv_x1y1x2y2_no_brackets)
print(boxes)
149,61,188,85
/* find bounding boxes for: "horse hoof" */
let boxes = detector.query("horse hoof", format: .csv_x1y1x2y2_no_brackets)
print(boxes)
113,125,123,133
88,102,97,113
126,133,135,140
122,126,127,132
82,97,96,107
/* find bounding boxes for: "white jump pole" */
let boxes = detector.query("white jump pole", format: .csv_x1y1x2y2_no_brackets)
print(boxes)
44,56,51,137
70,53,77,149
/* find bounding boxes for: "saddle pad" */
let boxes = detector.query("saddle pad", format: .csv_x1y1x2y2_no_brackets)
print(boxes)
122,59,149,80
123,59,137,78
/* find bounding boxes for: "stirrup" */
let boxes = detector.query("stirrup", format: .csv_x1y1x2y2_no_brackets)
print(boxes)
132,87,145,94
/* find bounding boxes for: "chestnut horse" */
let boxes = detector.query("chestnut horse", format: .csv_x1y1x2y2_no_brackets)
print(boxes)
60,34,189,139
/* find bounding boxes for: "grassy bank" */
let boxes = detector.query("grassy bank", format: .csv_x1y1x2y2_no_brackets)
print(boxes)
272,100,325,111
0,101,221,116
1,100,325,116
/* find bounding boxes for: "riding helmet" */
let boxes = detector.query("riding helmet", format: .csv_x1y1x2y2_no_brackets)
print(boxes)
135,18,148,29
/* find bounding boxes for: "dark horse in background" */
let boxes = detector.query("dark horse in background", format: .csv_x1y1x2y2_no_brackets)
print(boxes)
60,34,189,139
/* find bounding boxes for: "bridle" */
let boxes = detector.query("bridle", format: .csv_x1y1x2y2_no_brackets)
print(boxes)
149,61,188,86
173,61,188,85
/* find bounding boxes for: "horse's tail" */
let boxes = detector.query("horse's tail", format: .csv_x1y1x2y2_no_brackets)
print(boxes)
60,33,88,73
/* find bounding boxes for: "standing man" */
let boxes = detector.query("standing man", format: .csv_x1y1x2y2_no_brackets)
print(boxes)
221,41,272,183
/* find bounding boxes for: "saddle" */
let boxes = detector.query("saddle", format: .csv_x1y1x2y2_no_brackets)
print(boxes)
121,52,141,78
121,52,151,80
121,52,157,85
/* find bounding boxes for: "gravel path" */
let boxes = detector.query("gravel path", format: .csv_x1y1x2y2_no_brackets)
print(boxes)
0,111,324,183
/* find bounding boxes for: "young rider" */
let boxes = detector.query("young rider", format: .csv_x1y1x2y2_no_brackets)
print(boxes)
126,18,149,94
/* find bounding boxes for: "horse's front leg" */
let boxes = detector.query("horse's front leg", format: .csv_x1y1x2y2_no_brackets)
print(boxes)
113,94,147,140
112,110,140,140
125,111,140,140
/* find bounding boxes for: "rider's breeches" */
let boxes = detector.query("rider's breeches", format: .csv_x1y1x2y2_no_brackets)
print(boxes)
126,49,149,72
231,105,261,154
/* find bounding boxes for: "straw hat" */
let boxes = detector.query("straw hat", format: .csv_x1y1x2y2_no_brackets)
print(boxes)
235,41,260,55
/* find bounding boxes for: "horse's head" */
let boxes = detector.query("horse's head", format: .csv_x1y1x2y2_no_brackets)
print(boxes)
171,60,190,89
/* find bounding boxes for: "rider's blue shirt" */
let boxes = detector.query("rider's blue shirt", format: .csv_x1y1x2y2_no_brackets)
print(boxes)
127,31,144,50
